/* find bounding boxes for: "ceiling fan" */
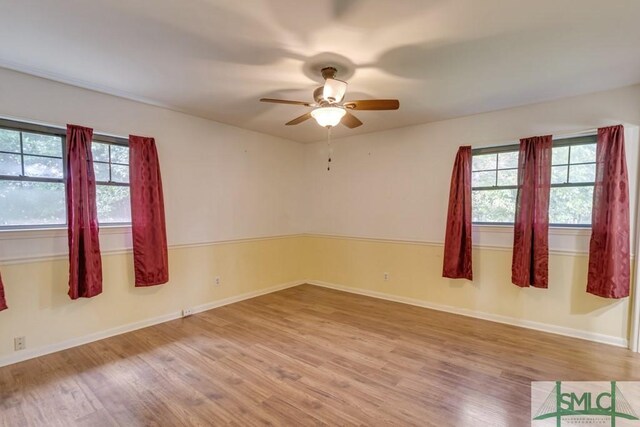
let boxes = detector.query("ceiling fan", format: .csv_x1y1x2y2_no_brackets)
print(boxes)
260,67,399,129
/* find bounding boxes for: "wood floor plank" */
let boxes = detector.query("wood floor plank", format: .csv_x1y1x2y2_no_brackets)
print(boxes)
2,284,640,426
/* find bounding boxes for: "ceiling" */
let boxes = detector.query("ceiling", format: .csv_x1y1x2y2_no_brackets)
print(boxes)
1,0,640,143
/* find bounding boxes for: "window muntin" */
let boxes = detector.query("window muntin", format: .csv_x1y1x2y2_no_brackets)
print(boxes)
472,135,596,226
0,129,64,179
472,150,519,188
0,119,131,229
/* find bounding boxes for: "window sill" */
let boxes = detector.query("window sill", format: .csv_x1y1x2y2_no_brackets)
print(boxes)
0,225,131,240
473,224,591,236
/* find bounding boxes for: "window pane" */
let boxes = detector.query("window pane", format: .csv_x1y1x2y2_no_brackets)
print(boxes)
551,165,568,184
94,162,110,182
91,142,109,162
552,146,569,165
472,189,517,223
97,185,131,223
0,129,20,153
472,154,496,171
569,164,595,183
497,169,517,186
22,133,62,157
0,180,66,226
549,186,593,225
570,144,596,164
0,153,22,176
497,151,518,169
111,145,129,164
24,155,63,178
111,165,129,183
472,171,496,187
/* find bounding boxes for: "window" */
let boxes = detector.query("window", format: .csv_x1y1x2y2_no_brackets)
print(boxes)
0,126,66,227
0,118,131,229
92,140,131,224
472,135,596,226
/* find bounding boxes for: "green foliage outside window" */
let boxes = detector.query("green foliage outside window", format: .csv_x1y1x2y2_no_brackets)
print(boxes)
0,123,131,228
472,138,596,226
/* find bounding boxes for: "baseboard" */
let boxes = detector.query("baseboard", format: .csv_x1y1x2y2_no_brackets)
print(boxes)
1,278,626,368
0,280,305,368
307,280,628,349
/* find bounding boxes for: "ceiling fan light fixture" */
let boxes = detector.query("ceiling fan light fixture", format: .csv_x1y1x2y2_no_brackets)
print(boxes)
322,78,348,103
311,106,346,127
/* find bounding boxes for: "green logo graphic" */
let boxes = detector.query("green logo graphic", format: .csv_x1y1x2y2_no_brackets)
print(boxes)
533,381,639,426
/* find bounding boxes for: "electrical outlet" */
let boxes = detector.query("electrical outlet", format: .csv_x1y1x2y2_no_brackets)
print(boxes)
14,336,26,351
214,276,221,286
182,308,195,317
384,272,390,281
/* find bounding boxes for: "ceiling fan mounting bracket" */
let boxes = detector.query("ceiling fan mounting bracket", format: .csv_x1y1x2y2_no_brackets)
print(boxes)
320,66,338,80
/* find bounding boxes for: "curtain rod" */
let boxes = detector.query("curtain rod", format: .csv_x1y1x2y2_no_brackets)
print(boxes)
471,127,599,150
0,114,129,141
553,128,598,138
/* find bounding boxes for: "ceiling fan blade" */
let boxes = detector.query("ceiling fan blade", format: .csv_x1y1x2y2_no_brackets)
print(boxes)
343,99,399,110
260,98,314,107
285,113,312,126
323,78,348,103
341,111,363,129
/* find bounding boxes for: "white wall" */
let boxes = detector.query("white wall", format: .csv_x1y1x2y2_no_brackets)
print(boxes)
0,68,308,365
301,85,640,347
0,67,306,262
303,84,640,252
1,68,639,363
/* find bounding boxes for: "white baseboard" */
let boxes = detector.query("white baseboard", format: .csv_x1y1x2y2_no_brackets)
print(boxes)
1,278,626,368
0,280,304,368
307,280,628,349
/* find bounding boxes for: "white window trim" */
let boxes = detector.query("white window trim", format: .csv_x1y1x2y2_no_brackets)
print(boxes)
0,225,131,241
473,224,591,236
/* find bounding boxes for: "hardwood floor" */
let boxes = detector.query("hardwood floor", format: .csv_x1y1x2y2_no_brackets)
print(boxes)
1,284,639,426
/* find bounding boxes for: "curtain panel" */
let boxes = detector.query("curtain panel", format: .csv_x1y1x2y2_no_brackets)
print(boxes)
512,135,552,288
587,125,630,298
129,135,169,286
66,124,103,299
0,272,7,311
443,146,473,280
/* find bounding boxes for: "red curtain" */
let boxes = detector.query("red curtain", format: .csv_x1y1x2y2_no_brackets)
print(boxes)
587,125,630,298
0,272,7,311
512,135,552,288
66,124,103,299
129,135,169,286
443,146,473,280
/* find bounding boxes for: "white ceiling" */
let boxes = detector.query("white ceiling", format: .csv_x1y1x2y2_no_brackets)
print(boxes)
1,0,640,142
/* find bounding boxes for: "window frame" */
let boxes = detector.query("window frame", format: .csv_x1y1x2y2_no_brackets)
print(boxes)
471,135,597,228
0,118,130,231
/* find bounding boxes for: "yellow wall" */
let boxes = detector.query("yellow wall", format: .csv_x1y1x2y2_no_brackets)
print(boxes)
0,236,305,364
0,233,632,365
302,235,630,344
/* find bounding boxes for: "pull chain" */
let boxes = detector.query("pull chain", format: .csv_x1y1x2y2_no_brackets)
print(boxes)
327,126,333,171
